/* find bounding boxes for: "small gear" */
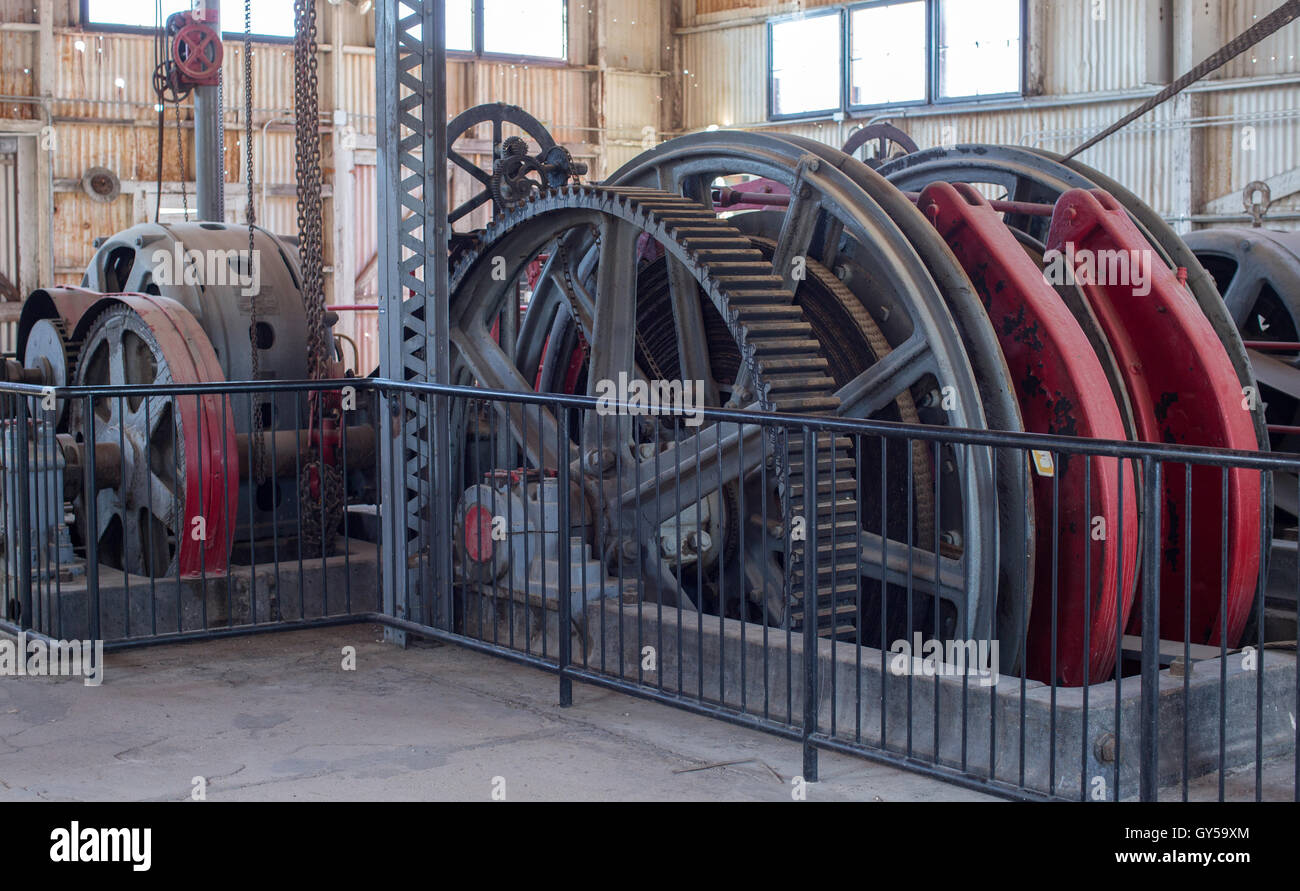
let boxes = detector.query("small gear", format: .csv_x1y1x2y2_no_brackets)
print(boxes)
499,135,529,159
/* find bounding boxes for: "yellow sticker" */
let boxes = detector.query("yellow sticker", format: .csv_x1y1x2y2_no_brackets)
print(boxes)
1030,450,1055,478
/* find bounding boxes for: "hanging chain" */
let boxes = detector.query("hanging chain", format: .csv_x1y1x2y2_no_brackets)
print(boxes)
293,0,328,382
293,0,341,557
245,0,268,485
173,93,189,222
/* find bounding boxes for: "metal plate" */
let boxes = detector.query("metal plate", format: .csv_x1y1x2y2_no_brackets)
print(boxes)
920,181,1138,685
1048,190,1262,648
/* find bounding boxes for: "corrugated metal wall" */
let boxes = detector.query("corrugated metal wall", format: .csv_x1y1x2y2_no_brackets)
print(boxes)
0,0,624,373
0,147,17,297
675,0,1300,231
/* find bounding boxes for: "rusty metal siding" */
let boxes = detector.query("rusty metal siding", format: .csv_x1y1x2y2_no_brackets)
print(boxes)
52,189,133,276
684,0,839,27
680,22,766,130
1218,0,1300,80
0,146,17,298
468,63,593,145
604,0,667,71
1203,83,1300,222
1040,0,1151,95
0,30,38,119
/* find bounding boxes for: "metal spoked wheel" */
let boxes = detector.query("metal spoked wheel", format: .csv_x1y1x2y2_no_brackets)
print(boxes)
841,123,920,170
68,297,237,579
451,185,863,634
446,102,566,229
600,131,1028,661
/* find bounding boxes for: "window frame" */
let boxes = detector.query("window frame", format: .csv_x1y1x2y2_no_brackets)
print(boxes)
929,0,1026,106
766,6,847,123
80,0,297,44
845,0,931,113
766,0,1027,121
450,0,571,66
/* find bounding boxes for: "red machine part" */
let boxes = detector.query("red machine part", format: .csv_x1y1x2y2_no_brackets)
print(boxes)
73,294,239,579
172,21,223,86
464,503,495,563
1047,189,1261,648
712,178,791,213
919,182,1139,685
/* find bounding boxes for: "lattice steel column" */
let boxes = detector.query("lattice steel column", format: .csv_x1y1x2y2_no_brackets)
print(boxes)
376,0,453,637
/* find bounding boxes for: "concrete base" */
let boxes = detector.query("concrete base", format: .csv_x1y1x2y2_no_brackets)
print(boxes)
465,593,1297,800
12,541,380,642
0,626,992,801
588,602,1297,799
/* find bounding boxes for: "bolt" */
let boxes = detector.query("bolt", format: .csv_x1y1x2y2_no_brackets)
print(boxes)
584,447,614,472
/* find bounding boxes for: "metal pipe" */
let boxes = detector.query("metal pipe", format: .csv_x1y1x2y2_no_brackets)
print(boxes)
194,83,224,222
712,186,1057,217
193,2,224,222
71,425,377,493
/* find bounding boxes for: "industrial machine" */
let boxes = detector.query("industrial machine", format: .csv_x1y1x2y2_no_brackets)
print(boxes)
0,0,1287,691
443,118,1277,688
0,0,372,605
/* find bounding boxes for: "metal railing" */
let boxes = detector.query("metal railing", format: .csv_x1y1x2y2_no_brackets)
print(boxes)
1,375,1296,802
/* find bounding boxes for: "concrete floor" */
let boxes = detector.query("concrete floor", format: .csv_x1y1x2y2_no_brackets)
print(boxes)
0,625,993,801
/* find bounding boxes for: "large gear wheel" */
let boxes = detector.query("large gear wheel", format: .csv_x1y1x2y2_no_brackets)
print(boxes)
449,184,862,635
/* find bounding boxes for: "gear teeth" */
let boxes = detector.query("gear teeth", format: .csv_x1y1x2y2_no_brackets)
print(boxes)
450,184,862,640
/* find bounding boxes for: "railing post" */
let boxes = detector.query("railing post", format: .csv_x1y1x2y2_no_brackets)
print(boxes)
82,395,100,643
802,426,819,783
14,394,32,632
1139,456,1162,801
557,404,573,707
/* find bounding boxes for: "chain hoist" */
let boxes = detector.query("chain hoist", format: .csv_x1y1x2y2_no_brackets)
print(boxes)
293,0,342,557
293,0,328,380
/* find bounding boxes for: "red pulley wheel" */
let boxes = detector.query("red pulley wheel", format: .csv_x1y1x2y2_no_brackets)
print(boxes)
919,181,1139,685
70,294,238,580
1047,189,1261,649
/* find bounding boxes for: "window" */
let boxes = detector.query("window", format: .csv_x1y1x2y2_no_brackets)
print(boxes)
447,0,568,62
849,1,926,107
84,1,296,39
484,0,566,60
937,0,1021,99
769,10,843,118
769,1,1023,120
447,0,474,53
